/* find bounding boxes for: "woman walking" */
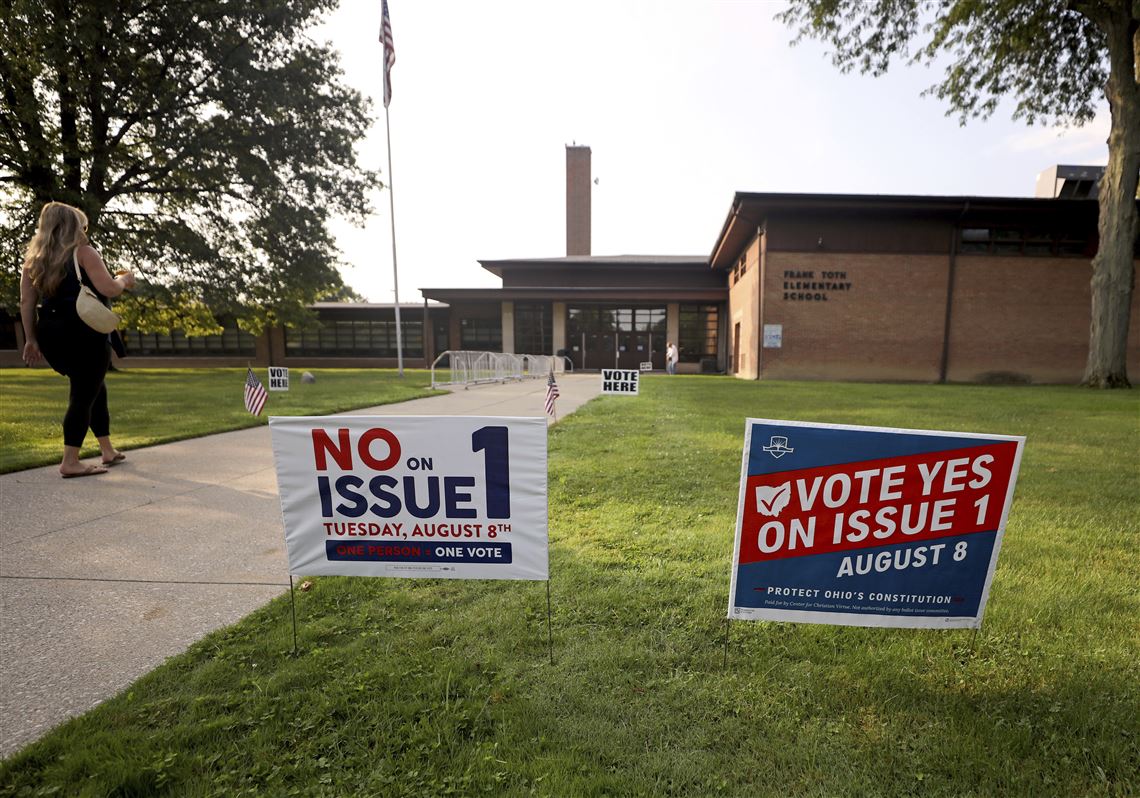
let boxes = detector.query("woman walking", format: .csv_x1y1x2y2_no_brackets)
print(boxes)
19,202,136,478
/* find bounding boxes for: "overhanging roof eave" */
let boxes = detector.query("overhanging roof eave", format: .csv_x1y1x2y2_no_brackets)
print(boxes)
420,286,727,302
708,190,1109,271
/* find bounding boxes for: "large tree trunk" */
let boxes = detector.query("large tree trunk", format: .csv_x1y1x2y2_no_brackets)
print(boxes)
1083,7,1140,388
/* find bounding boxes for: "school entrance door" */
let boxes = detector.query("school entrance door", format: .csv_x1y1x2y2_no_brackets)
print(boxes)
567,306,667,371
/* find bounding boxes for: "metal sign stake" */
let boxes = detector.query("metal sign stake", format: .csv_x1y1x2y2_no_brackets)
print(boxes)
288,574,299,656
546,580,554,665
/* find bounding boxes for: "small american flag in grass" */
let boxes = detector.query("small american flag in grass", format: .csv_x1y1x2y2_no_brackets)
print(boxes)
545,370,560,416
245,368,268,416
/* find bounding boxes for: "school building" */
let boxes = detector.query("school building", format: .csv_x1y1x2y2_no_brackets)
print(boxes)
4,151,1136,383
421,150,1139,383
713,188,1139,383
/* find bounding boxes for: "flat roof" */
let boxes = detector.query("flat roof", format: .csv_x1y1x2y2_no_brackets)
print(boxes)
310,302,448,311
479,255,707,276
709,191,1103,270
419,286,727,303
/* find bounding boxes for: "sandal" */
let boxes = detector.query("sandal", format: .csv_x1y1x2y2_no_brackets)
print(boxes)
61,464,109,479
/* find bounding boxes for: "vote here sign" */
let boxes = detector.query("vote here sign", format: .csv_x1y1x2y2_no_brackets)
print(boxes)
729,419,1025,629
270,416,548,581
601,369,639,395
268,367,289,391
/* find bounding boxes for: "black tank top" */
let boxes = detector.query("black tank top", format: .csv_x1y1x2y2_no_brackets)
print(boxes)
40,249,109,312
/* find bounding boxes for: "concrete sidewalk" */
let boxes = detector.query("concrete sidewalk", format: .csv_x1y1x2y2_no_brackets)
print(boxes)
0,373,599,758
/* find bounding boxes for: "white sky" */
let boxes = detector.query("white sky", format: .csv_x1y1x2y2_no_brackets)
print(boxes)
312,0,1110,303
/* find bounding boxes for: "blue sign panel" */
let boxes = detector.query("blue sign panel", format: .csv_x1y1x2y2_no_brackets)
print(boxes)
729,419,1025,629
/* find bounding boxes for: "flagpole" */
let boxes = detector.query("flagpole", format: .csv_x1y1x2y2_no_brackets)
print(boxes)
380,0,404,378
384,104,404,377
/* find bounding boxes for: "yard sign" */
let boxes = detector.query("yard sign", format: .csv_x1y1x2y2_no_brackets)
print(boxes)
270,416,548,581
729,419,1024,629
600,369,640,395
268,367,289,391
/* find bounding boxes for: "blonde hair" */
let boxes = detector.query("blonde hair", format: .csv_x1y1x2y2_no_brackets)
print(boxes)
22,202,90,298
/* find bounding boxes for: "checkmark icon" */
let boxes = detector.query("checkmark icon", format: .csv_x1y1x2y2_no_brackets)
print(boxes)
754,481,791,517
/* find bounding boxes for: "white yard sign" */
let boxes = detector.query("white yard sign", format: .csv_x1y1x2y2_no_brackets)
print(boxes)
600,369,640,395
268,367,290,391
270,416,548,581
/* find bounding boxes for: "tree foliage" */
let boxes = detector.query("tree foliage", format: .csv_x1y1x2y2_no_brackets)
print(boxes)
781,0,1108,125
0,0,378,334
781,0,1139,388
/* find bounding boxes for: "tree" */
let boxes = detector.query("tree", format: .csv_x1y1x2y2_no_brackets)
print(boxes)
0,0,377,334
315,282,367,302
780,0,1138,388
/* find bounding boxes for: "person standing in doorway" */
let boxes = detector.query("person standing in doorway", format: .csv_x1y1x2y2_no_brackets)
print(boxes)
20,202,137,478
666,341,678,375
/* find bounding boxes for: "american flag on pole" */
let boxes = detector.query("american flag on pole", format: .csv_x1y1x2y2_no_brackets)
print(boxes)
544,369,560,416
245,368,268,416
380,0,395,108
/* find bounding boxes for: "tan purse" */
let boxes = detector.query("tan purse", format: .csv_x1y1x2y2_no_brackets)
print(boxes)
73,250,120,333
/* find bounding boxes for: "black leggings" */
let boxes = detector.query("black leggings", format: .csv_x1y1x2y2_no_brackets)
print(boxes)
63,362,111,447
36,308,113,448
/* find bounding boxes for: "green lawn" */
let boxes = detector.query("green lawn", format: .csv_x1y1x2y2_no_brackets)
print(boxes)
1,377,1137,796
0,367,440,473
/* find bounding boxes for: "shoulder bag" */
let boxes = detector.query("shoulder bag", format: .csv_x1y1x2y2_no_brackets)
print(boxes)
73,250,121,333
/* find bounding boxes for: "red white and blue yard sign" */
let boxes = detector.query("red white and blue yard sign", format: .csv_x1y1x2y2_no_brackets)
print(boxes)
729,419,1025,629
270,416,548,581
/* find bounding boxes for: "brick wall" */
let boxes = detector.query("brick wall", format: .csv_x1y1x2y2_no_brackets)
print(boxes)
758,252,948,381
947,256,1140,383
728,238,763,379
745,250,1140,384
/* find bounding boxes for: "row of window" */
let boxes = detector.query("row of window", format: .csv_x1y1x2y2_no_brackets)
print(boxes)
564,304,720,363
13,305,721,363
959,228,1092,257
120,327,257,356
119,320,426,358
721,229,1099,260
285,320,424,358
566,306,668,336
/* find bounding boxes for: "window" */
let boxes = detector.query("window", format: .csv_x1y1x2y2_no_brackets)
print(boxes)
433,317,450,355
614,307,633,332
959,228,991,254
568,306,616,336
679,304,719,363
730,253,748,285
634,307,666,332
567,305,665,336
514,302,552,354
992,229,1023,256
284,319,423,357
460,317,502,351
959,227,1093,257
120,322,257,356
732,322,741,374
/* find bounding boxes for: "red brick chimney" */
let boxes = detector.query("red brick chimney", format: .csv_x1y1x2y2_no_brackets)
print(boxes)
566,145,591,256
